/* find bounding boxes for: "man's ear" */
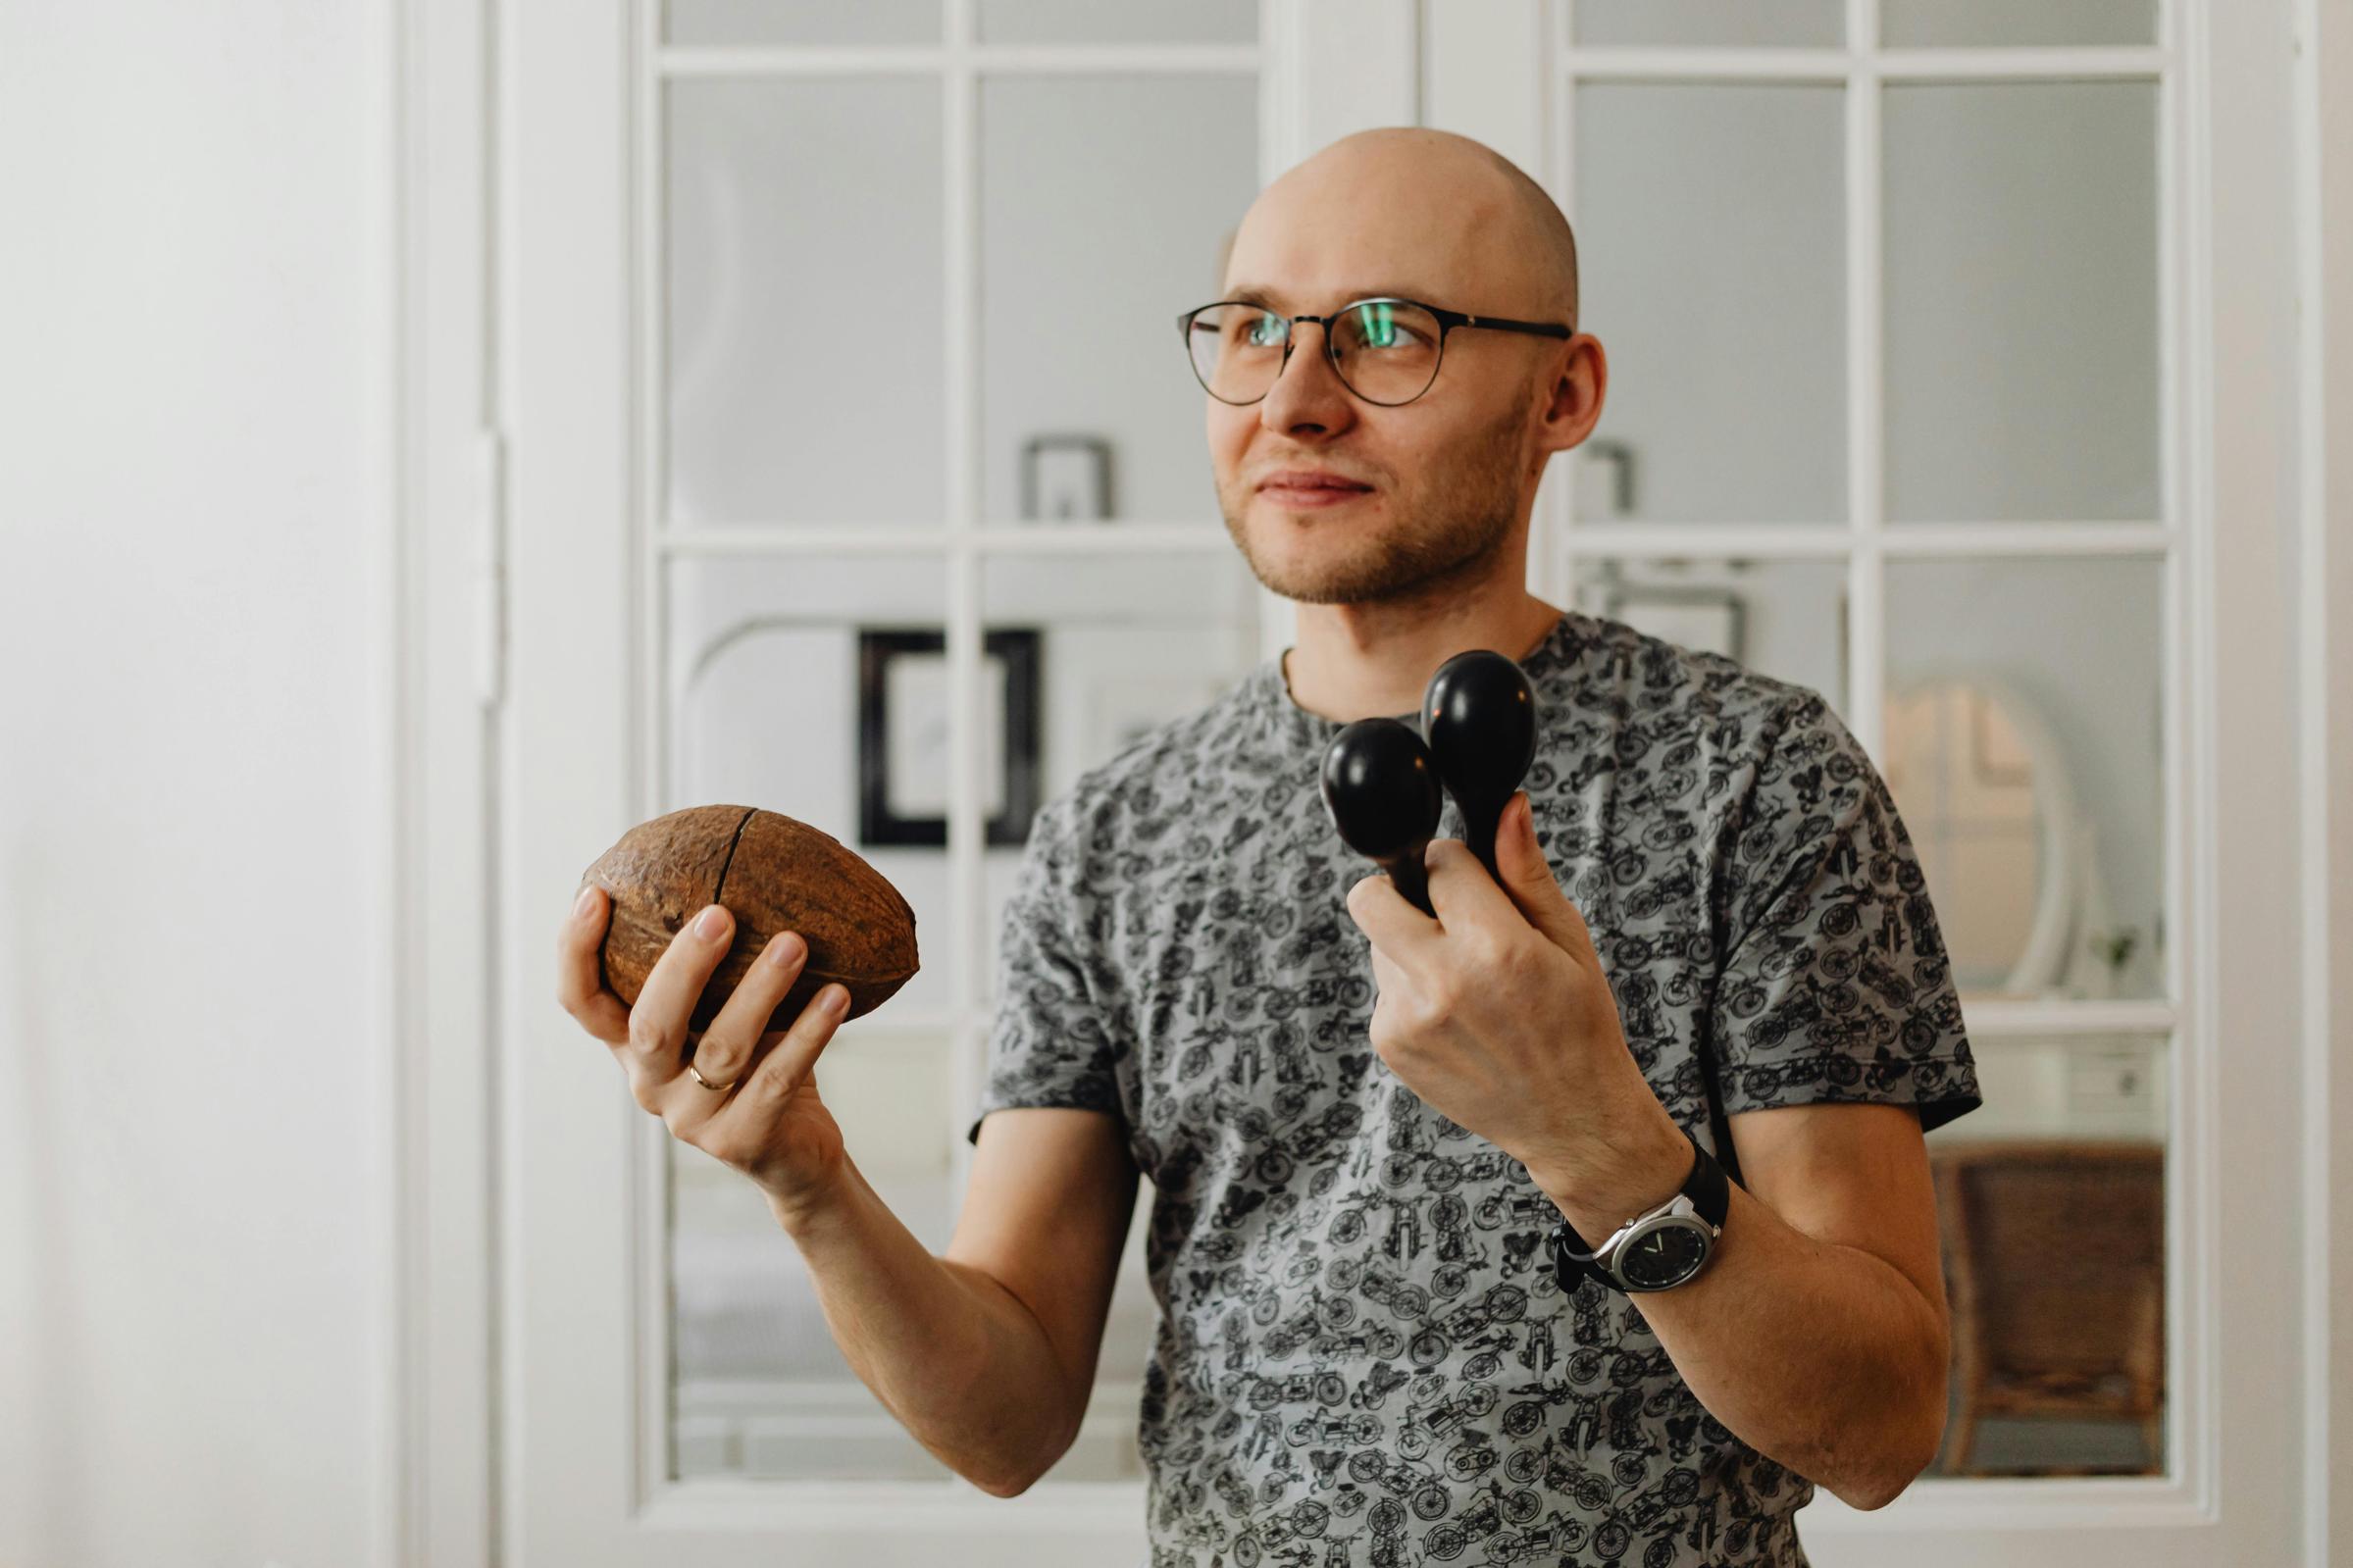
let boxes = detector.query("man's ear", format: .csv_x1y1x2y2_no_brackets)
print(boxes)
1535,334,1607,460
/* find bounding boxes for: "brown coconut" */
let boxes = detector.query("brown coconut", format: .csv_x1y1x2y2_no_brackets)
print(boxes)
579,804,919,1033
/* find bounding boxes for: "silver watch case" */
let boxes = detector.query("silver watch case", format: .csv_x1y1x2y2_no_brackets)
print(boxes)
1568,1194,1722,1292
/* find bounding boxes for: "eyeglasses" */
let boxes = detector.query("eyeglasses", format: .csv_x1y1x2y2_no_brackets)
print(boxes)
1176,295,1574,408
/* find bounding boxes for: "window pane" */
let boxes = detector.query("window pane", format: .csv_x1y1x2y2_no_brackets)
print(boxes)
666,554,960,1013
1895,557,2172,1479
665,552,960,1481
1884,82,2160,523
1884,0,2158,48
1574,84,1846,524
1884,556,2166,1004
980,75,1257,524
1570,556,1850,714
667,79,946,526
979,0,1256,45
1925,1094,2168,1477
1573,0,1844,47
980,554,1263,807
665,0,942,48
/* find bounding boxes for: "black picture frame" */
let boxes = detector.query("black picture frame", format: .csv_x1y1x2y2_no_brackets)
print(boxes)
856,628,1042,848
1020,432,1114,521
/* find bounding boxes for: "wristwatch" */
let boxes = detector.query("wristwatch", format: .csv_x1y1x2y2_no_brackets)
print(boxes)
1547,1126,1730,1294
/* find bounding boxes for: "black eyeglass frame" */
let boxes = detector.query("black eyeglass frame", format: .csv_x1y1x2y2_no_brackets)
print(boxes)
1175,294,1576,407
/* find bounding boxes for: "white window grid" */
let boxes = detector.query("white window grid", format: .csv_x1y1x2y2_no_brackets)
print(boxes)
1543,0,2185,1058
637,0,1276,1176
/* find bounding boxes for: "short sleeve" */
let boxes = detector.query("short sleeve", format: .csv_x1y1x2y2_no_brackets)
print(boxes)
1710,691,1983,1135
964,793,1127,1145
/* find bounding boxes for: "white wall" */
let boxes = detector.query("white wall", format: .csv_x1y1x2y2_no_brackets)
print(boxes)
0,5,385,1566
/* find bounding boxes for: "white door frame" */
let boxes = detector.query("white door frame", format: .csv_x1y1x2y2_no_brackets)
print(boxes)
2291,0,2353,1562
377,0,2353,1562
377,0,504,1565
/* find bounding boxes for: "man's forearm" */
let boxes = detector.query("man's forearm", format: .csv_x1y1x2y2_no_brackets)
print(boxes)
1538,1121,1948,1510
773,1156,1073,1495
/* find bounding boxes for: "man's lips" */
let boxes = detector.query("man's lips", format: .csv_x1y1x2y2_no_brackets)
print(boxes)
1258,463,1374,493
1259,479,1374,496
1259,481,1373,509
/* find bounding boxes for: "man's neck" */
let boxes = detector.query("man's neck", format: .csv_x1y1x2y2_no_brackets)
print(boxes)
1279,593,1564,724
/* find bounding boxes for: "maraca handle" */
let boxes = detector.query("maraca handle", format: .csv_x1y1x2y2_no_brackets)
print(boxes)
1389,850,1435,917
1464,812,1502,885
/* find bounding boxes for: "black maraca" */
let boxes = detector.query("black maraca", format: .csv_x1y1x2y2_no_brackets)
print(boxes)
1421,648,1539,883
1319,717,1444,916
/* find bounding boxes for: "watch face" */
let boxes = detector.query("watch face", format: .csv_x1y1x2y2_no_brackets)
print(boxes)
1619,1221,1710,1290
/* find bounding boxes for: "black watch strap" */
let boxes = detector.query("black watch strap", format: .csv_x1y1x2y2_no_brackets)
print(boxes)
1548,1126,1730,1291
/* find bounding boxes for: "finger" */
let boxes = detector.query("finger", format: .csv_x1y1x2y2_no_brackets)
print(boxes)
664,1027,794,1126
721,980,852,1115
1492,791,1598,962
1346,866,1442,962
1540,878,1603,971
1423,837,1519,934
555,885,632,1044
624,902,737,1081
672,929,809,1106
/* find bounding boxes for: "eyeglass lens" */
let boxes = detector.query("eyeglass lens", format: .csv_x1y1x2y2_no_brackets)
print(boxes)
1186,301,1444,405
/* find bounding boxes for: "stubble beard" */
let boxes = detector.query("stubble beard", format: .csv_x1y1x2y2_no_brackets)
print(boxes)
1219,399,1528,608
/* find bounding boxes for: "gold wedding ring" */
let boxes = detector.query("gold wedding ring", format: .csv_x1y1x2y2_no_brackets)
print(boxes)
688,1062,736,1093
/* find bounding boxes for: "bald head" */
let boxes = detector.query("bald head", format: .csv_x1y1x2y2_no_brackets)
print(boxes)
1202,127,1605,618
1221,127,1577,327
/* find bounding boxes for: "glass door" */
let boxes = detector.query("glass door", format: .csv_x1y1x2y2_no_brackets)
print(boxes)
1419,0,2299,1563
501,2,1419,1562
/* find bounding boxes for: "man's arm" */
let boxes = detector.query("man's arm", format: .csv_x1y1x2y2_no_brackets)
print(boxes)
776,1105,1138,1496
1531,1099,1951,1510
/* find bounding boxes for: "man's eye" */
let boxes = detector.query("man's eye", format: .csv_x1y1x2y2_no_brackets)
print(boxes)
1357,319,1421,350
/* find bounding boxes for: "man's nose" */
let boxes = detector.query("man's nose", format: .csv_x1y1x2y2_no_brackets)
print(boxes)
1259,321,1356,434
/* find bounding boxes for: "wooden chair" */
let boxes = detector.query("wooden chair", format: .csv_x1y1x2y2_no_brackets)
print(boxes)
1927,1139,2166,1476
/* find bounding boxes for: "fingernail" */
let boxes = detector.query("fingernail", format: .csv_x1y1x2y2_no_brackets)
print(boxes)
764,933,804,968
693,905,728,938
573,885,597,919
822,986,848,1015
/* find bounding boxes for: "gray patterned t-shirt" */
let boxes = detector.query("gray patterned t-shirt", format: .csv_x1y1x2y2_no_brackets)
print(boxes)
967,609,1981,1567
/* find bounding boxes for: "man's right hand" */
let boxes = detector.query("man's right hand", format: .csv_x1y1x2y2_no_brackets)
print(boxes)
557,885,852,1218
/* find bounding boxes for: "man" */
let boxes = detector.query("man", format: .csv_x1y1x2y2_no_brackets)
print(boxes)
559,126,1980,1567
